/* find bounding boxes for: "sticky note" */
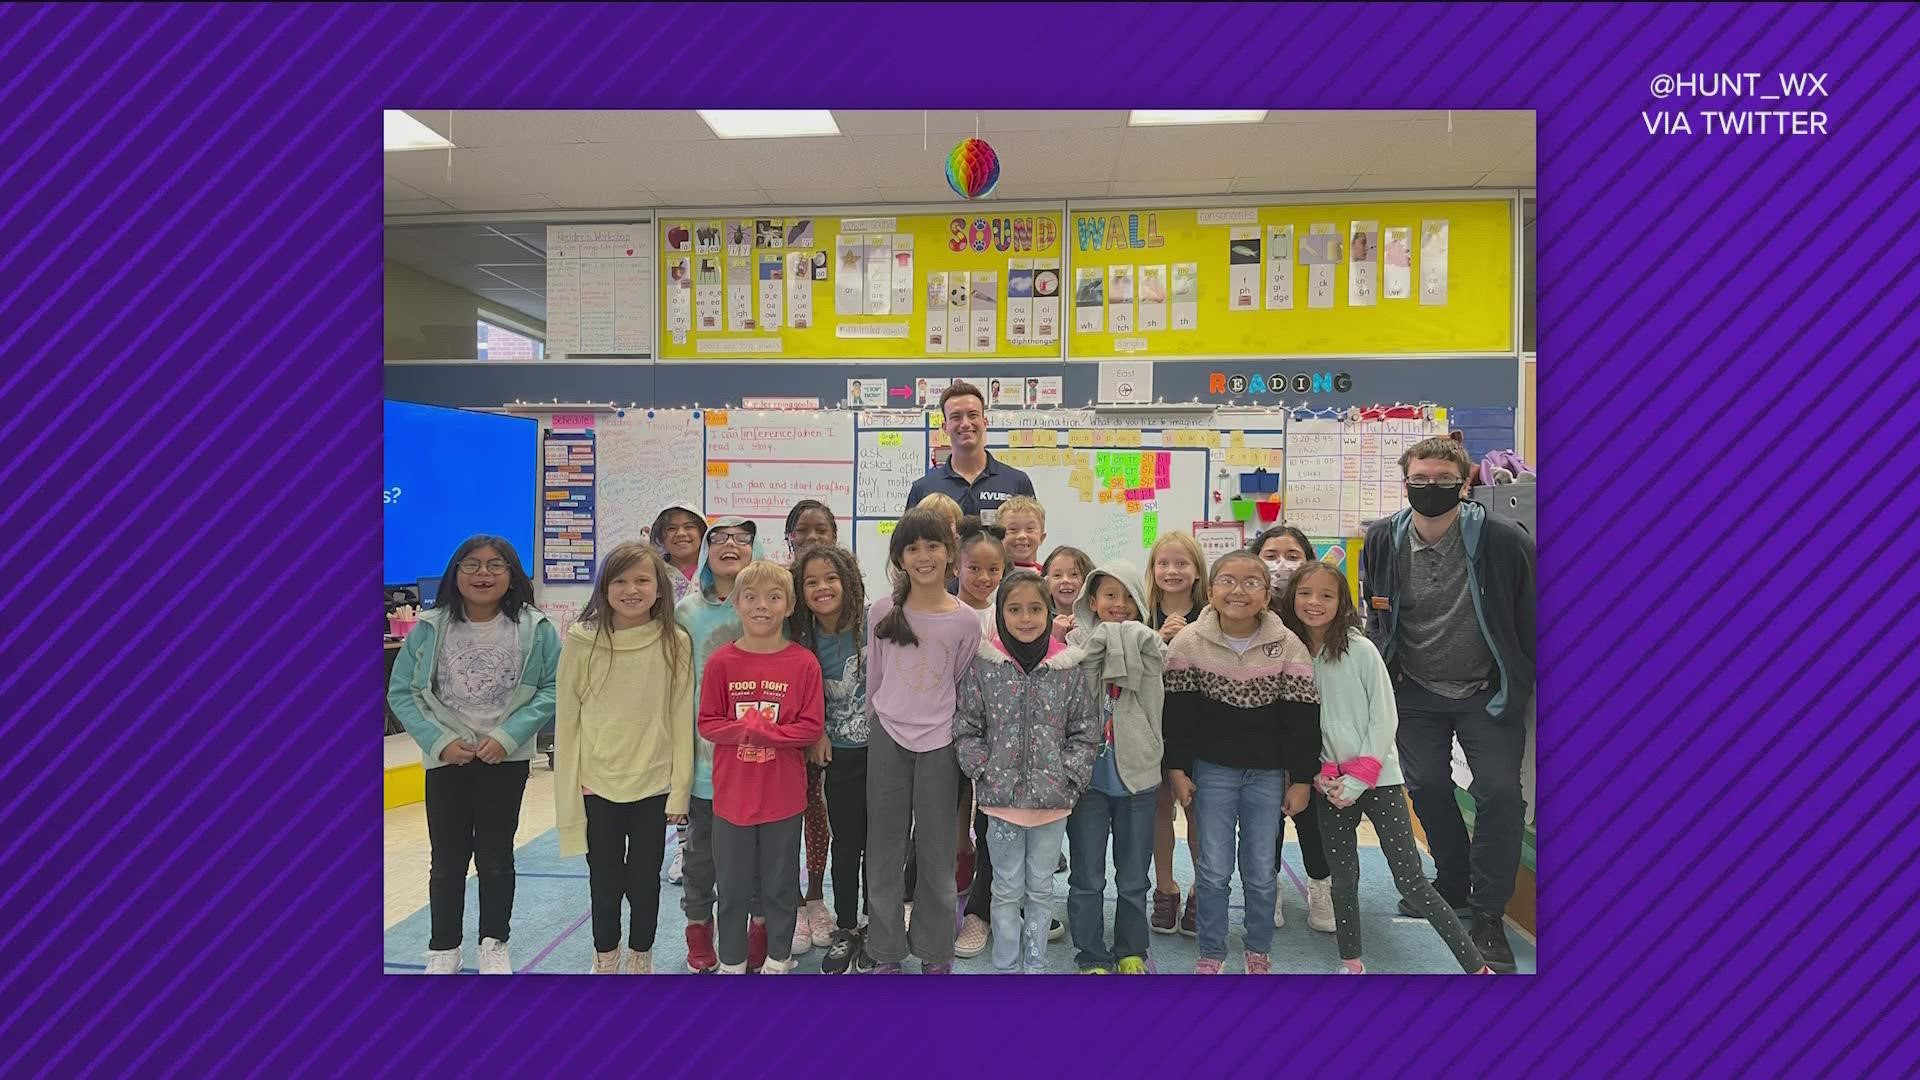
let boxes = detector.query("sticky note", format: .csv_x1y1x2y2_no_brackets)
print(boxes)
705,410,730,427
1123,455,1141,485
1109,474,1124,490
1098,488,1113,504
1230,430,1246,449
1117,429,1142,448
707,461,729,476
1068,429,1093,447
1267,449,1284,469
1037,430,1059,447
1434,407,1448,423
1154,472,1170,491
878,432,903,447
928,411,941,428
1142,511,1159,546
877,521,897,535
1125,499,1141,514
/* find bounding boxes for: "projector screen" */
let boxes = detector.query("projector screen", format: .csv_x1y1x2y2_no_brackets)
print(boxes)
383,400,537,585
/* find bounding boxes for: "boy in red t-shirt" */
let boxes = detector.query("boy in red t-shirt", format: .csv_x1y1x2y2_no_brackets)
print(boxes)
697,560,826,974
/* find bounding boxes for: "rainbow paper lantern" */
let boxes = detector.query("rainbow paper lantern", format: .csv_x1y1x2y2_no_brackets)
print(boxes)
945,137,1000,200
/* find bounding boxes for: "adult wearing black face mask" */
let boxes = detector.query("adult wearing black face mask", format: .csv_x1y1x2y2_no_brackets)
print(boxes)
1359,437,1535,973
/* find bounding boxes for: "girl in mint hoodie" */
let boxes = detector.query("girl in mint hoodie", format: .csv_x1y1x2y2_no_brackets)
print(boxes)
672,515,764,973
388,535,559,976
1279,562,1490,976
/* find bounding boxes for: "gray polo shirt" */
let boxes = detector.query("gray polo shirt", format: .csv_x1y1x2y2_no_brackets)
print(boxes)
1395,516,1495,699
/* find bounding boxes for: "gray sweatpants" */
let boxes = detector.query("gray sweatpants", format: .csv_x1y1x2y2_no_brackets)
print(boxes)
865,721,961,966
679,796,719,924
712,813,803,967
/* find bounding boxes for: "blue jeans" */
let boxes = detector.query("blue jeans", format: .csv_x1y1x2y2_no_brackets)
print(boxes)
1066,787,1158,969
986,816,1068,974
1191,760,1285,961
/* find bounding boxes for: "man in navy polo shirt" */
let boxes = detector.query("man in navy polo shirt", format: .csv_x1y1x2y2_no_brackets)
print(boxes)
905,381,1035,519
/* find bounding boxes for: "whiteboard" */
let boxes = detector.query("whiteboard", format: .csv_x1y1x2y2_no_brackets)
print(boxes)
853,518,901,601
597,411,704,550
1284,415,1443,535
855,427,928,519
546,224,654,359
1000,438,1211,569
705,411,856,559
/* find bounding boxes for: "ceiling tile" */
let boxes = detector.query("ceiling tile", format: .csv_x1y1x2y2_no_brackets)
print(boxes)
987,181,1104,199
385,177,431,201
877,182,965,203
540,181,657,210
979,128,1122,183
831,110,984,138
853,134,957,185
1115,126,1253,181
1230,173,1360,195
1110,178,1234,197
383,149,528,196
1237,118,1399,176
596,139,765,189
1475,170,1535,188
385,197,453,214
1364,112,1535,175
402,109,592,148
576,110,718,142
730,135,862,187
1352,171,1493,190
758,186,886,206
647,187,771,207
440,193,561,212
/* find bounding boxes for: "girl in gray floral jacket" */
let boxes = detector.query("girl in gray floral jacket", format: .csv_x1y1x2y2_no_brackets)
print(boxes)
954,571,1100,973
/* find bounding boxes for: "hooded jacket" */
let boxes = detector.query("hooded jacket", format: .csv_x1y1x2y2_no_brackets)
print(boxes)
1060,560,1167,793
651,502,708,603
673,522,765,802
954,634,1099,812
387,605,560,770
552,620,695,857
1361,502,1536,721
1162,608,1321,782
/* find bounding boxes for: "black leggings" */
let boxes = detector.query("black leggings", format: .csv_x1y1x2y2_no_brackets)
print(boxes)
822,747,871,930
584,792,668,953
425,760,529,951
1279,793,1330,880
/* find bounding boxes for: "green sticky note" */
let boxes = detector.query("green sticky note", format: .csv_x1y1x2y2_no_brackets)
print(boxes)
1097,451,1112,477
1123,454,1141,485
1142,510,1159,547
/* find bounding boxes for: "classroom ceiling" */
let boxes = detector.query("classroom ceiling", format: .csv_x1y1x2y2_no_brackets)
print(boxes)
384,109,1535,324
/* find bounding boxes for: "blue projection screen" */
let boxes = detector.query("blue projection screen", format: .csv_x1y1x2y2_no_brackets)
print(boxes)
383,400,537,585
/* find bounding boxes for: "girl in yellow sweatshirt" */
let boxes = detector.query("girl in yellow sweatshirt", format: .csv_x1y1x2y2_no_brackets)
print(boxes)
554,543,695,974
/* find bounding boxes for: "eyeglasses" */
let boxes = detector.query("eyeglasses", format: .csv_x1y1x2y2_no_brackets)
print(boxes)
707,530,754,547
458,559,508,575
1213,576,1268,594
1405,478,1463,490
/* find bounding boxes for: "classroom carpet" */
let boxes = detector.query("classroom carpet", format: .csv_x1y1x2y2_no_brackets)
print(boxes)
384,827,1535,976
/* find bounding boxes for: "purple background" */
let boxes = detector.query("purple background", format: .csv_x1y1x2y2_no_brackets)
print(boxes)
5,2,1918,1073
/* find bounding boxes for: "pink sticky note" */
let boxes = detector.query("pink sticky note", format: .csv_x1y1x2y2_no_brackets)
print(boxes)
1156,451,1172,476
1154,473,1171,491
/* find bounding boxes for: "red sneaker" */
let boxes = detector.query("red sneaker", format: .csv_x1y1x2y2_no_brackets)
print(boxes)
748,920,769,972
685,921,718,974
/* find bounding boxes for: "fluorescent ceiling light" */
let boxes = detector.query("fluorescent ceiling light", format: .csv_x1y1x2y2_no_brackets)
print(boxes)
1128,109,1270,127
384,110,453,152
697,110,841,139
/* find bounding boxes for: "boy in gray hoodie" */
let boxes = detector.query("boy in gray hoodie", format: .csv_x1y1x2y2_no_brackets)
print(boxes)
1058,559,1165,974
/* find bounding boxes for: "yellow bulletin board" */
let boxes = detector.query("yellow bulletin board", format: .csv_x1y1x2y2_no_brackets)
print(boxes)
1066,200,1512,358
657,210,1065,360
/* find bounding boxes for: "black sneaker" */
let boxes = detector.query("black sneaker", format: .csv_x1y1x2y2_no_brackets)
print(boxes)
1398,896,1473,921
847,936,878,975
1471,912,1517,973
822,927,861,975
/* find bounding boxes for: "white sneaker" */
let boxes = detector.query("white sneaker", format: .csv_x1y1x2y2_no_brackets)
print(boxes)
807,899,835,948
954,914,990,958
791,912,813,957
624,949,652,974
717,960,749,974
1307,878,1336,933
904,902,914,934
668,848,684,885
759,956,796,974
476,937,512,974
424,946,462,974
590,949,620,974
1335,960,1366,974
1273,877,1286,928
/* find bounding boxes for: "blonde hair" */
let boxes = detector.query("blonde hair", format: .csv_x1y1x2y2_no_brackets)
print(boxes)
1145,531,1208,618
917,493,964,533
1399,435,1474,483
731,559,795,604
997,495,1046,528
578,543,687,697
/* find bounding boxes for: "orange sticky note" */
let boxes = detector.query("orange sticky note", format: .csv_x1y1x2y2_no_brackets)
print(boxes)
705,410,729,427
707,461,729,476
